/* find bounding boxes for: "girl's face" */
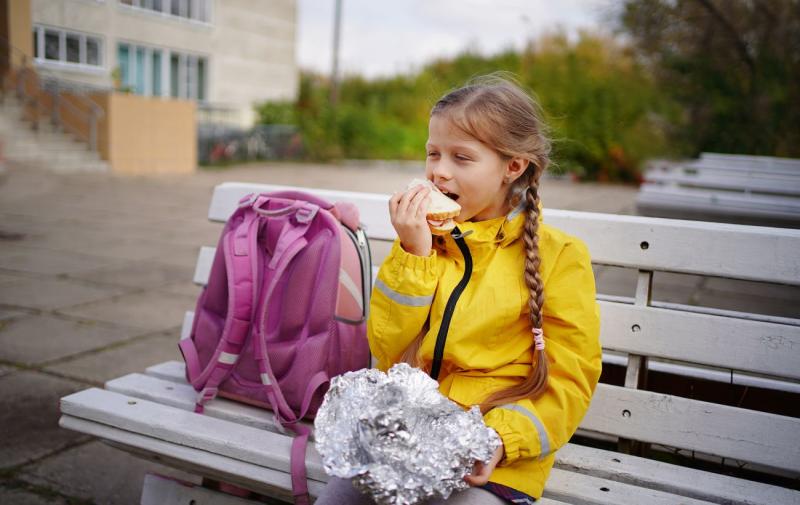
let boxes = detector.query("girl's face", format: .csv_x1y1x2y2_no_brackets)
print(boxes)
425,114,514,222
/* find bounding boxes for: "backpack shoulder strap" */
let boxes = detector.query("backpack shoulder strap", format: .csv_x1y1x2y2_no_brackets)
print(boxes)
185,200,261,413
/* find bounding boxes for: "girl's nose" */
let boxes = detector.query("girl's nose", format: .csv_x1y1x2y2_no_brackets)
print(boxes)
431,161,453,181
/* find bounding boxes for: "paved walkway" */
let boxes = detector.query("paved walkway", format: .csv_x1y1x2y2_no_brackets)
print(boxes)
0,161,797,504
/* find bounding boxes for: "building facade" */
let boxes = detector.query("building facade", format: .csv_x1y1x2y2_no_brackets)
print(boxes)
30,0,298,127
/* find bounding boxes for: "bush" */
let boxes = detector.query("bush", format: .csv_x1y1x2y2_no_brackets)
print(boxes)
255,31,678,182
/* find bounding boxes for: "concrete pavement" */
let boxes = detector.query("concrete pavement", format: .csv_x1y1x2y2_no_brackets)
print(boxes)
0,160,797,504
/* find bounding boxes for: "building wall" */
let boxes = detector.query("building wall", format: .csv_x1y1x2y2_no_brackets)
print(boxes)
93,92,197,175
213,0,297,126
30,0,297,127
5,0,34,66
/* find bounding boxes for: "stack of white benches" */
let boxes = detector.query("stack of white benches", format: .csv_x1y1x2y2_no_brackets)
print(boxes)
636,152,800,227
60,181,800,504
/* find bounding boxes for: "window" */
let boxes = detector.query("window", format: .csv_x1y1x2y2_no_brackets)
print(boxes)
34,26,104,69
170,53,180,98
117,44,130,85
66,34,80,63
44,30,59,60
197,57,205,101
119,42,207,101
120,0,211,23
86,38,100,66
152,51,162,96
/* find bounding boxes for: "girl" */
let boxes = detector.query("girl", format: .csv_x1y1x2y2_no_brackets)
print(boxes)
316,75,602,504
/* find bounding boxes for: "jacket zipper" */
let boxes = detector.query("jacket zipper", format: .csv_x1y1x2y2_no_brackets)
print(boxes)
430,226,473,381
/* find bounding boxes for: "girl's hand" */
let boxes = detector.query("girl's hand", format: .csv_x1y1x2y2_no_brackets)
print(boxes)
389,185,432,257
464,444,504,487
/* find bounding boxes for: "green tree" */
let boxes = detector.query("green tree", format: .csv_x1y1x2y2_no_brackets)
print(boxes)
618,0,800,157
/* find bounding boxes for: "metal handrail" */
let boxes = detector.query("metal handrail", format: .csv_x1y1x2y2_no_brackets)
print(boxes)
1,35,107,151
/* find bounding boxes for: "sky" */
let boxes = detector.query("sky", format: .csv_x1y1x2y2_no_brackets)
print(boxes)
296,0,615,79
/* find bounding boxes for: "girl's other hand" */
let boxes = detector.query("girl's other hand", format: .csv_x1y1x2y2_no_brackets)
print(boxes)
464,444,504,487
389,185,432,257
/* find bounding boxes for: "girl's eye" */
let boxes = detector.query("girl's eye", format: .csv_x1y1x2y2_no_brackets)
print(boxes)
427,151,439,158
455,154,471,161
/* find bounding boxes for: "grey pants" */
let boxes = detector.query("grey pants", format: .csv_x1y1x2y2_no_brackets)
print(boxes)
313,477,509,504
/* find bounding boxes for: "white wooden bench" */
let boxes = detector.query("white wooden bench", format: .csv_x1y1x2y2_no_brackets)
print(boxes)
636,153,800,226
59,181,800,505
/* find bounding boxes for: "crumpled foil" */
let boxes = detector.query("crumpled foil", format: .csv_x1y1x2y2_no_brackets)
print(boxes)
314,363,501,505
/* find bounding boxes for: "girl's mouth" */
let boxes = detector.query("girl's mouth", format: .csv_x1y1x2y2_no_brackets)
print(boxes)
441,190,460,201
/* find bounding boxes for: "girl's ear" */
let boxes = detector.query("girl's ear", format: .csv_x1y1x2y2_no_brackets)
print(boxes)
505,157,529,184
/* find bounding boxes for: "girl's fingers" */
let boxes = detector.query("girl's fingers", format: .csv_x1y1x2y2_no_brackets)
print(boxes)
397,186,425,217
389,191,403,219
416,196,431,219
407,187,430,217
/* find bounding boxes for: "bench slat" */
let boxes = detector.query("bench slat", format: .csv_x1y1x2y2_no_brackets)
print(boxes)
60,388,329,481
175,297,800,402
697,153,800,174
644,171,800,196
583,384,800,473
105,373,309,435
553,207,800,284
556,444,799,505
61,389,721,505
191,243,800,382
133,361,798,504
193,246,215,286
152,354,800,472
209,182,800,285
59,415,321,501
149,358,800,473
636,184,800,221
210,182,397,240
545,468,715,505
599,300,800,380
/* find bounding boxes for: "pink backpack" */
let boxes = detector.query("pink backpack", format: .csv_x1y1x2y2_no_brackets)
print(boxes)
179,190,372,504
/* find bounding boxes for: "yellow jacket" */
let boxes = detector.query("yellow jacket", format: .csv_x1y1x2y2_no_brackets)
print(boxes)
367,200,602,499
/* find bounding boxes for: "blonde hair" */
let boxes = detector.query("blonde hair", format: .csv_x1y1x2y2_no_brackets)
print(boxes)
402,73,551,412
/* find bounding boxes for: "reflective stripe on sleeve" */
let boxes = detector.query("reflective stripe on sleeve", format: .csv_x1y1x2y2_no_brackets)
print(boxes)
499,403,552,458
374,278,433,307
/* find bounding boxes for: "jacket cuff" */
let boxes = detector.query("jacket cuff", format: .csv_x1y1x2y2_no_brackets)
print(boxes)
484,411,525,466
388,240,437,275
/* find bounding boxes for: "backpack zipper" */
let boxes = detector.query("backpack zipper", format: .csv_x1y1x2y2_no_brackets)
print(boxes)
339,224,372,323
430,227,473,381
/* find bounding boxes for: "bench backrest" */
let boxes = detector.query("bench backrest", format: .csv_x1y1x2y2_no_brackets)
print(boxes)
644,169,800,196
700,152,800,173
194,182,800,475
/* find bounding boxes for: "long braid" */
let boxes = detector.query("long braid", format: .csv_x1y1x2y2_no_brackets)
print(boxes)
480,167,549,412
521,171,549,397
523,180,545,330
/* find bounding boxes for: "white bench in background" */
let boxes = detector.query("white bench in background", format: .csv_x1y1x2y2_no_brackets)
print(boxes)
636,152,800,226
60,181,800,505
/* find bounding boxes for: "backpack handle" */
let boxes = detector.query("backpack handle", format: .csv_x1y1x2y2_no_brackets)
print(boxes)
257,190,334,211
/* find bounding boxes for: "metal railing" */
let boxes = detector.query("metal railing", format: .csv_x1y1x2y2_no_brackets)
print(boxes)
1,36,108,151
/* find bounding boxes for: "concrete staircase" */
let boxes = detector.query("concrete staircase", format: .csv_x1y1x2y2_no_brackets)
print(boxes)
0,95,110,173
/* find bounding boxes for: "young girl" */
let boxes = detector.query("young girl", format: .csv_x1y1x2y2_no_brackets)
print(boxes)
316,75,602,504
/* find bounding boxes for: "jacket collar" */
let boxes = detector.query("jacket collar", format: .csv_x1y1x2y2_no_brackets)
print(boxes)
439,197,543,256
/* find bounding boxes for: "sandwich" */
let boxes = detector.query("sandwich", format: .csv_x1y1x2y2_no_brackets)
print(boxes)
407,179,461,235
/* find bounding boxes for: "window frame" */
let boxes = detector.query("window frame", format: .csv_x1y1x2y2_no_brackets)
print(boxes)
33,25,105,72
117,0,213,25
117,40,208,102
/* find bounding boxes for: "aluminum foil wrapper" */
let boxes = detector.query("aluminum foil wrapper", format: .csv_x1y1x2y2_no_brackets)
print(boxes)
314,363,501,505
